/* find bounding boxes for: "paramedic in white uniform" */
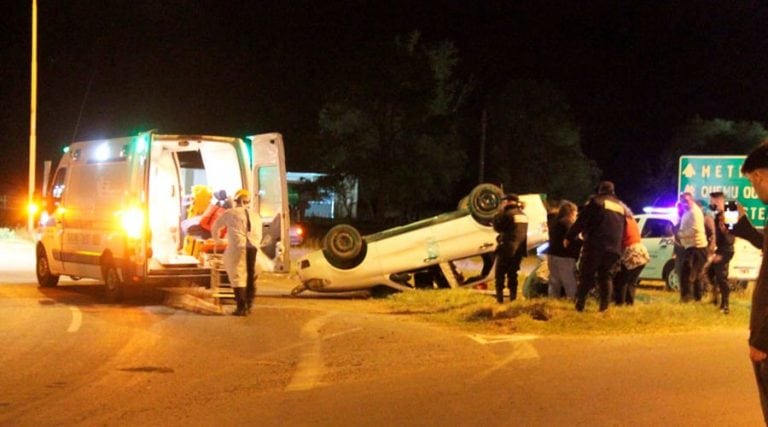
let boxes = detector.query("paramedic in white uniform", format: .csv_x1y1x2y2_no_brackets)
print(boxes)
212,189,261,316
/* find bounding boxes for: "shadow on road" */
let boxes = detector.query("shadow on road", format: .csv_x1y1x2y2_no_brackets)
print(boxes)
36,282,166,307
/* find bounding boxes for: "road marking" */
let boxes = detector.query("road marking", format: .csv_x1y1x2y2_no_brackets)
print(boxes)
468,333,540,381
468,333,538,344
285,313,334,392
67,306,82,333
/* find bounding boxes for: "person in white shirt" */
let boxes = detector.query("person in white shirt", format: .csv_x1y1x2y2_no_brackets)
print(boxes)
677,192,708,302
212,189,261,316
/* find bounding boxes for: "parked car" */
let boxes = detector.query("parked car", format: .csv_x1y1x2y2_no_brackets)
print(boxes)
636,208,758,291
293,184,549,295
635,210,678,290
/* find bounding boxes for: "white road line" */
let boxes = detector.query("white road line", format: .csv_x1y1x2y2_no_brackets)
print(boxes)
468,333,539,344
468,333,540,381
67,306,82,333
285,312,335,392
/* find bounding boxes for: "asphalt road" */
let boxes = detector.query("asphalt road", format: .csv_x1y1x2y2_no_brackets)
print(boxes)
0,239,764,425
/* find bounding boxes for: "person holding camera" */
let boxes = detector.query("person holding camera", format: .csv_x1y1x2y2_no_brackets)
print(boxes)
731,144,768,423
492,193,528,303
565,181,626,312
706,192,736,314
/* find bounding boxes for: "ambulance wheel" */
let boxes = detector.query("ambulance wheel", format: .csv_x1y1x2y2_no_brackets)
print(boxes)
102,263,123,303
322,224,366,269
36,245,59,288
468,184,503,225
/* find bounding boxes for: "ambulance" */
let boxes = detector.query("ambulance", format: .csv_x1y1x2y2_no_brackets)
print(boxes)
35,132,290,301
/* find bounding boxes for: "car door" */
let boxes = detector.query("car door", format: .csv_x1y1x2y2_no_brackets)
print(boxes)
638,216,676,280
248,133,291,273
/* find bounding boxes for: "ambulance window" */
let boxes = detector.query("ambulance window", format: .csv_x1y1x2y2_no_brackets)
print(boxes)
642,219,674,238
257,166,282,218
50,168,67,205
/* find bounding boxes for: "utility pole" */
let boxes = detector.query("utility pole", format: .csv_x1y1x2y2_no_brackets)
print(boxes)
478,108,487,184
28,0,38,234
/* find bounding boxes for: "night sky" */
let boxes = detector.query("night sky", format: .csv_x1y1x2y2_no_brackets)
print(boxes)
4,1,768,207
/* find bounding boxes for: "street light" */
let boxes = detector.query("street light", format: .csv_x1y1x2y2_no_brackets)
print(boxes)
28,0,37,234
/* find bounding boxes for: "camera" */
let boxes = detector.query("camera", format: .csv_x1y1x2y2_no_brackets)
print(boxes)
724,200,739,230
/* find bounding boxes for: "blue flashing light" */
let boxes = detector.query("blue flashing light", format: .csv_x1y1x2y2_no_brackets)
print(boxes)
642,206,678,216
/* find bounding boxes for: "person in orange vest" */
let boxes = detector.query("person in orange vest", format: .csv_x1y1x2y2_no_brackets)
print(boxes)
613,207,649,305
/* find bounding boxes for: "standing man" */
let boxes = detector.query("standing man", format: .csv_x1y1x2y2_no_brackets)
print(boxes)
212,189,261,316
565,181,626,312
492,193,528,303
732,144,768,423
677,192,709,302
707,191,736,314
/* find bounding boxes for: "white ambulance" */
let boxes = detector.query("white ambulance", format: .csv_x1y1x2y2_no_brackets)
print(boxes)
35,132,290,301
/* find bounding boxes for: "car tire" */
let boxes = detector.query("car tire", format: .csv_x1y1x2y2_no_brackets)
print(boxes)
322,224,367,269
102,262,123,303
36,245,59,288
662,261,680,292
468,183,503,225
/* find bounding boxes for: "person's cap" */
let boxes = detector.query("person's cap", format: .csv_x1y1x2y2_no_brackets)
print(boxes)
234,189,250,201
597,181,615,195
502,193,519,202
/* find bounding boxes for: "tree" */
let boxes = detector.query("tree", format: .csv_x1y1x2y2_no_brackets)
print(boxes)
316,32,470,222
484,79,599,203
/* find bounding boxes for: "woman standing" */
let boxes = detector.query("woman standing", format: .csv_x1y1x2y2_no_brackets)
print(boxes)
546,201,581,299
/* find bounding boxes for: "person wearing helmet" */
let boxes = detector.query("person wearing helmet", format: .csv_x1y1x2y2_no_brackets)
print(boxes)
212,189,261,316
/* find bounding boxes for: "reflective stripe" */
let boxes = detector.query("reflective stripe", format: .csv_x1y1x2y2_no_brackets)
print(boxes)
604,200,625,215
513,214,528,223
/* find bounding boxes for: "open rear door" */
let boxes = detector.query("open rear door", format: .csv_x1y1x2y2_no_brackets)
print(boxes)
248,133,291,273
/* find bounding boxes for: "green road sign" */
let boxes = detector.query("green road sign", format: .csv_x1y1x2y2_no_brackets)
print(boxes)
678,155,767,224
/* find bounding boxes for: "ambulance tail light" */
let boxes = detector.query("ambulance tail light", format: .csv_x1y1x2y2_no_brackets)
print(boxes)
27,202,39,216
120,207,145,239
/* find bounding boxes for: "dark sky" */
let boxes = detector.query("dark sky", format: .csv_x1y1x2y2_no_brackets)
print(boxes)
4,1,768,204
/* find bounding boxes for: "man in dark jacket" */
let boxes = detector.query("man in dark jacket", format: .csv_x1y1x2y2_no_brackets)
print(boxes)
492,194,528,303
707,191,736,314
731,144,768,423
565,181,626,312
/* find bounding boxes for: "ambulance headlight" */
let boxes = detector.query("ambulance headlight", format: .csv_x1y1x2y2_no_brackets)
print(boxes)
121,207,145,239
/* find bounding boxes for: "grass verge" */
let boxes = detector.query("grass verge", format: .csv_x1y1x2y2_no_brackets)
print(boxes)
382,287,749,335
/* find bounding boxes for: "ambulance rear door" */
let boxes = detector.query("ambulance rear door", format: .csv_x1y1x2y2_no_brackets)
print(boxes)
248,133,291,273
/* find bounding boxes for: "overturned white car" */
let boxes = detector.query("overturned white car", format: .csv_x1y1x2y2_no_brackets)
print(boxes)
294,184,549,295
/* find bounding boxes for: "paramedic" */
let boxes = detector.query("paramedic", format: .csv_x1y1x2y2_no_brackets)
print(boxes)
212,189,261,316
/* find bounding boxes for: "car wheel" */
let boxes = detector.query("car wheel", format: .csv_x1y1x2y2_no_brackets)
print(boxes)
322,224,366,269
662,261,679,292
468,183,503,225
36,246,59,288
102,262,123,303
